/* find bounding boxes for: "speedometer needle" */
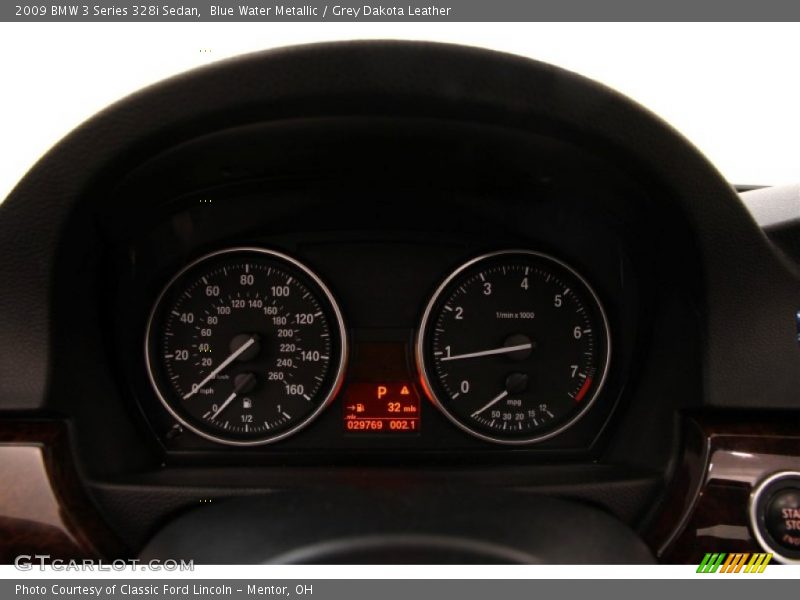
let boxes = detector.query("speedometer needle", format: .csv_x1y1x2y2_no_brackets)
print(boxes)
182,336,256,399
441,343,532,362
471,390,509,418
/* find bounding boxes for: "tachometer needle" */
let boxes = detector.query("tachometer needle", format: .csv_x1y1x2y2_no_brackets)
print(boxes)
471,390,509,418
209,391,237,421
441,343,532,362
182,336,256,399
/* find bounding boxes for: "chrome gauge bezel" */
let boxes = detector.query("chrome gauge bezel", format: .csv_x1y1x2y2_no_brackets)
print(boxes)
144,246,348,447
415,249,612,446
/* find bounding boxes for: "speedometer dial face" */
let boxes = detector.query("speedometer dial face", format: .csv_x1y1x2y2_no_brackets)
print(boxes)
145,248,347,446
417,250,610,445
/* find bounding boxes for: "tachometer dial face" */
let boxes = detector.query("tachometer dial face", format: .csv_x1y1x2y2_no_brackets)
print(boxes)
145,248,347,446
416,250,610,445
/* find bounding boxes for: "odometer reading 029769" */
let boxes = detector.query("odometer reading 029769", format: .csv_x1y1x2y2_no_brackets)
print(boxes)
416,250,610,445
145,248,347,446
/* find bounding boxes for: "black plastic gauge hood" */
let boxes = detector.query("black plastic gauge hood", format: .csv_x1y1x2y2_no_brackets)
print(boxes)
0,40,798,412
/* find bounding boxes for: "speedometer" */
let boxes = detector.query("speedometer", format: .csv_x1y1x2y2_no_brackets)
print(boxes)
416,250,610,445
145,247,347,446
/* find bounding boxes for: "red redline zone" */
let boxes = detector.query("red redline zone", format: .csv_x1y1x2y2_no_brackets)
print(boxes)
575,377,593,402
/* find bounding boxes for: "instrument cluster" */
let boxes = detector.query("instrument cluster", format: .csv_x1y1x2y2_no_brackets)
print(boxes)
128,212,634,459
105,118,647,460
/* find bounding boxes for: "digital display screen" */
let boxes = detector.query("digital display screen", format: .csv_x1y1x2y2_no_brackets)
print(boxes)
342,382,421,434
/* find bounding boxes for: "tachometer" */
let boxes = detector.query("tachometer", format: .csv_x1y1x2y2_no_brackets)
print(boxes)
145,247,347,446
416,250,610,445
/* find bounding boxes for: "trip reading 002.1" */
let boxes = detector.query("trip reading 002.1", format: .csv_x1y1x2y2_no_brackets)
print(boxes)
145,247,347,446
416,250,611,445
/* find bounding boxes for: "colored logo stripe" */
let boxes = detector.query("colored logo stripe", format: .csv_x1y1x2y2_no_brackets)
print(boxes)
697,553,772,573
697,553,726,573
721,553,748,573
745,553,772,573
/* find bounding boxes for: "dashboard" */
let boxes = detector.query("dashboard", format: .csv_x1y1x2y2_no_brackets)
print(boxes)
1,41,799,564
103,117,655,463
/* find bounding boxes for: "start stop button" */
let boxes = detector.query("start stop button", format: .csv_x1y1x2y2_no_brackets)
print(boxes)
766,489,800,549
750,471,800,564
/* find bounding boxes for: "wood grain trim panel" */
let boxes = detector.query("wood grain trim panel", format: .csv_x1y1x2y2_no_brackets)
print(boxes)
0,421,125,563
645,413,800,563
